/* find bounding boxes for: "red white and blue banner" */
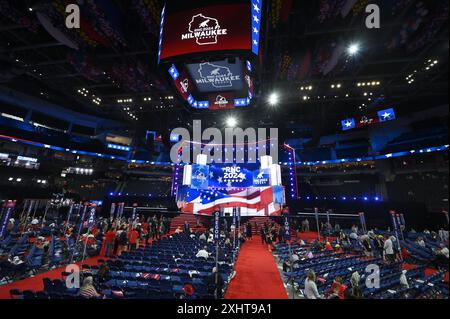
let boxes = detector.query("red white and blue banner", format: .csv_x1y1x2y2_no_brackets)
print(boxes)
213,211,220,241
342,108,396,131
87,205,97,229
177,185,285,216
283,215,290,241
0,200,16,238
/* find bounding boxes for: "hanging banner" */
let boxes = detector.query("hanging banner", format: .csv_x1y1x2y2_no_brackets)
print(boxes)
283,214,291,241
0,200,16,238
213,211,220,241
78,203,89,232
110,203,116,220
117,202,125,219
389,210,398,232
359,212,366,227
66,203,74,222
87,205,96,229
443,210,449,224
232,207,237,226
399,214,406,227
396,214,402,227
131,203,138,221
26,200,35,219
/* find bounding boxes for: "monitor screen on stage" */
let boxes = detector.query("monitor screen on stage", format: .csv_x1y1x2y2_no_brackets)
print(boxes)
176,162,285,216
159,4,252,60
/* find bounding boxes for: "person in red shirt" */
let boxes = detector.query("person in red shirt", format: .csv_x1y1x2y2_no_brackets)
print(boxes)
326,277,347,299
128,228,140,251
324,242,334,251
102,228,117,257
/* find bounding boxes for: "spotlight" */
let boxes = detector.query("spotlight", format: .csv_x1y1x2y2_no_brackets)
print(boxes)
226,117,238,128
348,43,360,56
268,92,279,106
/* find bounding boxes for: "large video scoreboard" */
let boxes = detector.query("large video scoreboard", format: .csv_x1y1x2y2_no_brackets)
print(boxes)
158,0,263,110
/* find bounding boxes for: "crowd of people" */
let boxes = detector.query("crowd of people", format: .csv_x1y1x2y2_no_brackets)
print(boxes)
0,212,173,284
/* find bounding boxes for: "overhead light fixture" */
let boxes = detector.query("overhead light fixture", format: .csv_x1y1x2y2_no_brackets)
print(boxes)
225,117,238,128
268,92,279,106
348,43,360,56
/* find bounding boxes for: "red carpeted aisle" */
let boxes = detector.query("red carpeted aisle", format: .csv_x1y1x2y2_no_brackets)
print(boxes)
0,256,104,299
225,236,288,299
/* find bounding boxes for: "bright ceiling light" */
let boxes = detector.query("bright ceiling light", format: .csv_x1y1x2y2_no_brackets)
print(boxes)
348,43,360,56
226,117,238,128
268,92,279,106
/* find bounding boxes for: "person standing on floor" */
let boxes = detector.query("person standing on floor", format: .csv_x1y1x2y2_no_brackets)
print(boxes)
246,222,253,240
304,270,322,299
261,226,266,244
278,226,284,243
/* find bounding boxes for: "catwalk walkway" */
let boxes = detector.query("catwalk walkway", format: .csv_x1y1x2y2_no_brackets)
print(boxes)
225,236,288,299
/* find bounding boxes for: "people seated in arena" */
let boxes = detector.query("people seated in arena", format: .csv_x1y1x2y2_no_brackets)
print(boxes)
324,242,333,251
326,276,347,299
283,252,300,272
334,244,343,254
196,246,210,259
416,236,426,248
181,283,197,299
429,244,449,270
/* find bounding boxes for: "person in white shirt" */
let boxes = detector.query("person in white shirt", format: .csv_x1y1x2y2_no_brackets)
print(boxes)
199,233,207,241
384,236,396,263
400,270,409,289
304,270,321,299
196,246,210,259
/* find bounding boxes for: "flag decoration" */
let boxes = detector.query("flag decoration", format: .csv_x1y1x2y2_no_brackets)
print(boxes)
251,0,263,55
176,186,284,216
377,108,396,122
341,108,396,131
341,118,356,131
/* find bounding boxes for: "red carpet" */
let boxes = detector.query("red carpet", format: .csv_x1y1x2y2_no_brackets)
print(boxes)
0,256,104,299
225,236,288,299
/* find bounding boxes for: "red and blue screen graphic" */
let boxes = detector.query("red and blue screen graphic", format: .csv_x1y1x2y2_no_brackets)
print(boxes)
159,4,252,60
